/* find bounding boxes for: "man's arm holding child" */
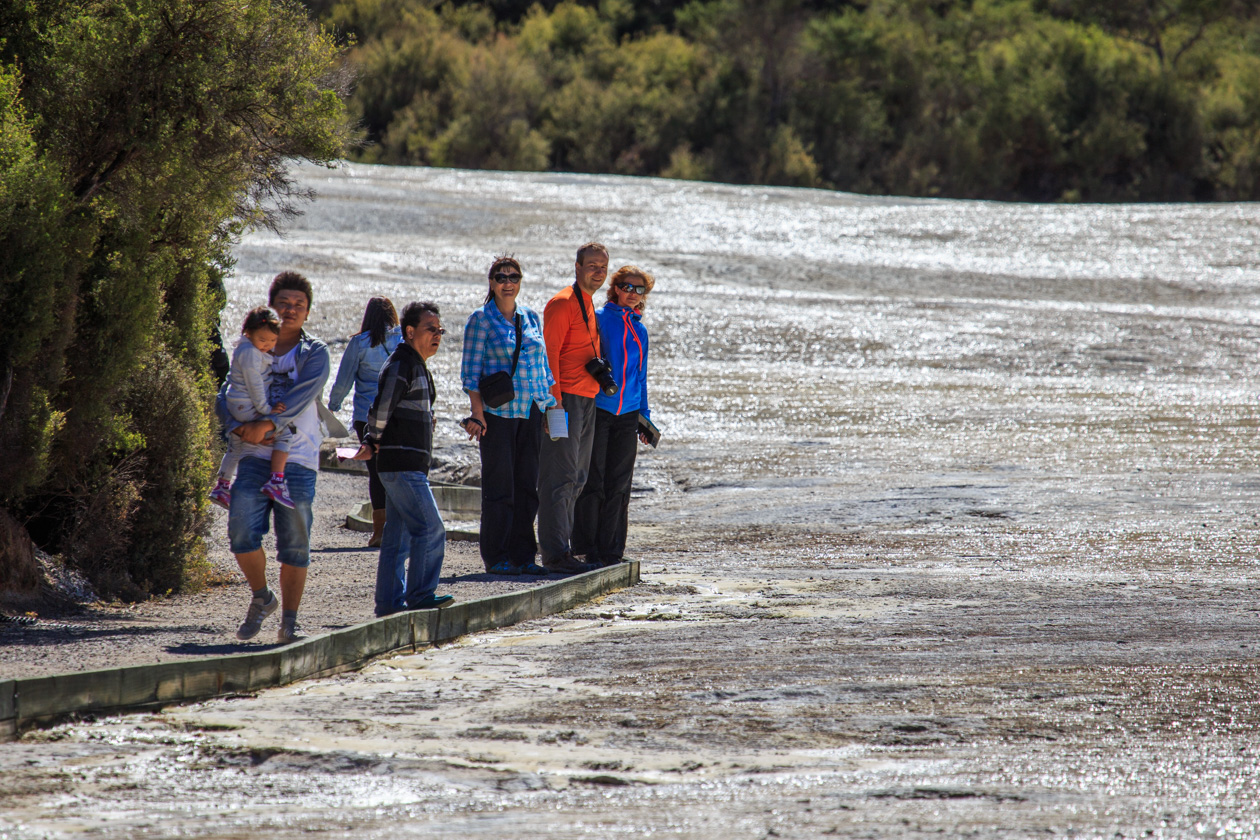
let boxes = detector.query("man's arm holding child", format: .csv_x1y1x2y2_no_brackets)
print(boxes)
269,340,330,427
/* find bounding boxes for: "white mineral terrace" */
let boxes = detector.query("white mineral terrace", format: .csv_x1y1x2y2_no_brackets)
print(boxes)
3,164,1259,838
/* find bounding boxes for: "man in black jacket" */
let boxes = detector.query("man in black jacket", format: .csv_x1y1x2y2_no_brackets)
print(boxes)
356,301,455,616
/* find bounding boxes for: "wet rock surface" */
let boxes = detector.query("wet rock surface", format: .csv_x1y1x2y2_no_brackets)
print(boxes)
2,164,1259,836
3,544,1258,837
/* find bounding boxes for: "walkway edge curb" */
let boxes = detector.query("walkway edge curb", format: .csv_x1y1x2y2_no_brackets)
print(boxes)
0,561,639,742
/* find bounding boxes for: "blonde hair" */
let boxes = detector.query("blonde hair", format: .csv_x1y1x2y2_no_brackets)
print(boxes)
605,265,655,311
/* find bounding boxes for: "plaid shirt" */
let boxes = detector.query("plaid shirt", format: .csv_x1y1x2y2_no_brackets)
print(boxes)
460,301,555,419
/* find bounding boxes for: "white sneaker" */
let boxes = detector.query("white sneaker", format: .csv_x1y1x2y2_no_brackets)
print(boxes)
277,617,307,644
235,593,278,640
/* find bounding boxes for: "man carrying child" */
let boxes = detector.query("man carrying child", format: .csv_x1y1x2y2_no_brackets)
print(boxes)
222,271,330,644
210,306,294,510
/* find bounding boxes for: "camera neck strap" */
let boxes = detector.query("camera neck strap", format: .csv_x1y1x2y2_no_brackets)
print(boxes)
572,282,604,358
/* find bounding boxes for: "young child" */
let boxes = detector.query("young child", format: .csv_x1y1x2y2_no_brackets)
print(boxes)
209,307,295,510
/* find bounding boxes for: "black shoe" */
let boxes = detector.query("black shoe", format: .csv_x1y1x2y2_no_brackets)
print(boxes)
488,560,521,575
519,562,549,576
543,552,593,575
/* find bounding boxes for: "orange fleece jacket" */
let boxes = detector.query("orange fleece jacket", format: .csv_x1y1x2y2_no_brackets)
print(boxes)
543,284,603,401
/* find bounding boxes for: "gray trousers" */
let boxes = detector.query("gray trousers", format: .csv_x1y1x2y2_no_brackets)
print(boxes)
536,392,597,563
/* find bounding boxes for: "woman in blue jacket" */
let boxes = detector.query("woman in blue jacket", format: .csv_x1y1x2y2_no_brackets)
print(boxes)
328,297,401,547
573,265,654,567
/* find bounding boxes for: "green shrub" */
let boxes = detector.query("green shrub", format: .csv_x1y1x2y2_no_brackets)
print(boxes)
430,37,551,170
0,0,348,597
0,66,82,500
119,351,217,596
315,0,1260,200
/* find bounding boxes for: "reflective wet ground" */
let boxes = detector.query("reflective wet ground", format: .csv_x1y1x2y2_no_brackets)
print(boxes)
3,165,1260,837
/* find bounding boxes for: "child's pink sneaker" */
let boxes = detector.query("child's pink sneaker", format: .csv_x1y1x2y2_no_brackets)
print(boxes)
261,477,296,509
209,479,232,510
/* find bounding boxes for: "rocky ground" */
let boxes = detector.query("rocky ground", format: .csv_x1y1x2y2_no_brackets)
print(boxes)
5,164,1260,836
3,508,1259,838
0,463,548,683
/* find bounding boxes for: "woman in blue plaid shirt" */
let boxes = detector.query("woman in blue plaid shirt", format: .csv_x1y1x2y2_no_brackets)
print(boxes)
460,256,556,575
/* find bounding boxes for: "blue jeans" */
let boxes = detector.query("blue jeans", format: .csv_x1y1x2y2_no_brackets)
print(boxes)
227,457,316,568
376,470,445,616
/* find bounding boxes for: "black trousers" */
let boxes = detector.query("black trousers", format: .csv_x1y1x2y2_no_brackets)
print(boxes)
479,404,543,569
572,408,639,562
353,420,386,511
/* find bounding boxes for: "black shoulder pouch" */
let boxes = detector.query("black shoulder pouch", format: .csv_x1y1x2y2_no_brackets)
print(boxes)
478,313,522,409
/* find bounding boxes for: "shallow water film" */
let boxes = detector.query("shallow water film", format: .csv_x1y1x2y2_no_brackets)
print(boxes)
4,165,1260,838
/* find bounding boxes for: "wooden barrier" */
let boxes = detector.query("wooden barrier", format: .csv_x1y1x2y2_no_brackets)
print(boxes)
1,562,638,740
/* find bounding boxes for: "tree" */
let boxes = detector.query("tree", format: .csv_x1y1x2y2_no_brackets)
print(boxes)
1042,0,1260,70
0,0,348,597
306,0,1260,199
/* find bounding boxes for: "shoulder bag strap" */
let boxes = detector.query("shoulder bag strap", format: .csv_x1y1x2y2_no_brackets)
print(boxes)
509,312,523,376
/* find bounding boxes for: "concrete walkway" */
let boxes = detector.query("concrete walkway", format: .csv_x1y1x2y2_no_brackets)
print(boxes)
1,562,638,741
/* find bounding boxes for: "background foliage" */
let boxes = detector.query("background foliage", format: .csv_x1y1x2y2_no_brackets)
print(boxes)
0,0,347,598
4,0,1257,597
312,0,1260,201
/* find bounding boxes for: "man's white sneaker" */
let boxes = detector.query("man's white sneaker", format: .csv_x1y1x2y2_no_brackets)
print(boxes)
277,617,307,644
235,594,278,640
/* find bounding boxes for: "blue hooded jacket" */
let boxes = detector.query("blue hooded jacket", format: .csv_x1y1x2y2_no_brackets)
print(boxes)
594,302,649,419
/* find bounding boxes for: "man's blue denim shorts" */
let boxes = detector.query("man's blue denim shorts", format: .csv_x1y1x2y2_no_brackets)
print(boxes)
227,457,316,568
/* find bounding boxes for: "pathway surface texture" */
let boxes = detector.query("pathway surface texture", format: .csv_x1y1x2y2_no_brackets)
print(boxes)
3,164,1259,837
0,469,537,682
2,517,1258,837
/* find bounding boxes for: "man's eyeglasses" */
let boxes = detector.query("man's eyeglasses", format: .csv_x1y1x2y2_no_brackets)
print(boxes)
424,326,446,336
492,272,522,284
617,283,647,295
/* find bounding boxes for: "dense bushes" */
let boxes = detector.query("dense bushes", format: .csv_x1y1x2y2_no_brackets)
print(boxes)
0,0,348,597
317,0,1260,201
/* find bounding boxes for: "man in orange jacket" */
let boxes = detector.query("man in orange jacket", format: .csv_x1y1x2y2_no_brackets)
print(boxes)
537,242,609,573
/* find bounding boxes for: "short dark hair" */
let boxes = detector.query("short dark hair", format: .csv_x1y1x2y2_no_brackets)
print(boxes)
268,271,313,308
576,242,608,264
241,306,282,335
399,301,440,336
359,296,399,347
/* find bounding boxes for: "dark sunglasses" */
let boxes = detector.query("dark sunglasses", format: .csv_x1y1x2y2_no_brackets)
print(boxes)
617,282,647,295
424,326,446,336
492,272,522,284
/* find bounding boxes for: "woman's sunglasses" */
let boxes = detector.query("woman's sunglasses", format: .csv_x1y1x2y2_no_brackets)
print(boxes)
617,282,647,295
492,272,522,284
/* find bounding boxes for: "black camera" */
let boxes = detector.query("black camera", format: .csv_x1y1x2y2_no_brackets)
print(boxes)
585,356,618,396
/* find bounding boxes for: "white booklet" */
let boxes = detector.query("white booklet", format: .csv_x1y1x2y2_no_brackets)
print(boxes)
546,408,568,439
